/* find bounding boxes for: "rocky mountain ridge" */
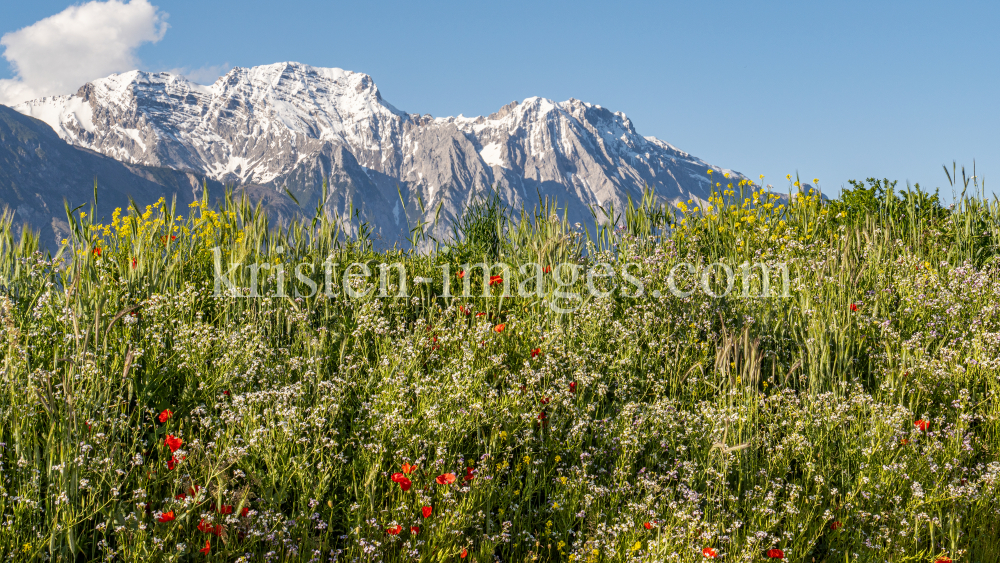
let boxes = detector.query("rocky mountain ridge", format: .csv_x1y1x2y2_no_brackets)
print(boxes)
13,62,742,243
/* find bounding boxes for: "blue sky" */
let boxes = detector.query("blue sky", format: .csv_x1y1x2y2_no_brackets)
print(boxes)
2,0,999,197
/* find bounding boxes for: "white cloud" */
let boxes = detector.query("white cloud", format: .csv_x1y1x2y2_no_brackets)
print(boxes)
0,0,168,106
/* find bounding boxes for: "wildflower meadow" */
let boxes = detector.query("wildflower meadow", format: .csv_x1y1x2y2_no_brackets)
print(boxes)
1,172,999,562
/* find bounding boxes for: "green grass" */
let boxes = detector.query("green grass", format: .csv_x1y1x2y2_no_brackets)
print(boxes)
1,175,999,562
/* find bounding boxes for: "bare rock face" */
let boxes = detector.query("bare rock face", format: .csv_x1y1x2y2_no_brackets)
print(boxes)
14,62,741,243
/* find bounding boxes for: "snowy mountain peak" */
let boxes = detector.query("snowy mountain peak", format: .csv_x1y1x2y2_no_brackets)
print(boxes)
12,62,740,243
214,62,400,116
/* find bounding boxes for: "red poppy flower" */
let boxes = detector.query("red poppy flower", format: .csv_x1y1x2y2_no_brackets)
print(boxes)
476,312,487,318
402,463,417,474
397,477,412,491
167,456,179,470
92,247,101,256
391,472,405,483
158,511,175,523
850,303,859,312
935,558,953,563
702,547,718,559
196,519,223,536
767,549,785,559
435,473,457,485
158,409,173,423
422,506,433,518
218,505,233,515
387,525,402,535
465,467,475,481
643,522,652,530
901,438,909,445
458,305,471,316
188,485,200,496
411,526,420,534
914,419,929,431
199,540,211,555
543,265,552,273
531,348,542,358
164,435,183,453
494,323,505,333
457,270,466,279
241,506,250,517
540,397,550,405
489,275,503,286
569,382,577,393
830,521,842,531
175,493,186,500
131,257,137,269
538,411,547,421
460,548,468,559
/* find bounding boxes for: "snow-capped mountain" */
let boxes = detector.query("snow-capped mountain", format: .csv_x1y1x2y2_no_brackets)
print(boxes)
13,62,740,242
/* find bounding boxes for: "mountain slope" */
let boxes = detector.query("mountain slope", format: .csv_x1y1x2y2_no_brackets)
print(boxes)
13,62,741,241
0,104,230,250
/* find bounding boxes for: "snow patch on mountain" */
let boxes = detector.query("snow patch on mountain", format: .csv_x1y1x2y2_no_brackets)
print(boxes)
479,142,507,169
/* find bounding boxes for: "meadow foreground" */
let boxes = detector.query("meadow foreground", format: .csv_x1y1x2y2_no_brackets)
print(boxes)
1,177,999,562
